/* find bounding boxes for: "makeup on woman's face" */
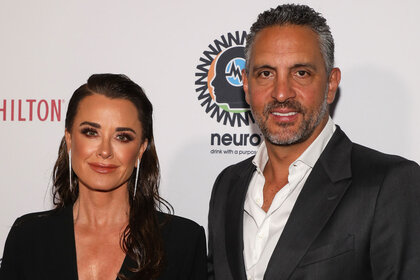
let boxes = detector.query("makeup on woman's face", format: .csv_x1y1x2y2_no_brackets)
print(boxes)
65,94,147,192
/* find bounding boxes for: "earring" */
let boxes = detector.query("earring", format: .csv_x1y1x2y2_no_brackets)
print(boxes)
134,158,140,198
69,149,72,191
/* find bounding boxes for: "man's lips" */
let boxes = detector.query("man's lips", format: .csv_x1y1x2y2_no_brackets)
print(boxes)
271,111,298,117
88,162,118,174
269,108,299,121
263,100,304,122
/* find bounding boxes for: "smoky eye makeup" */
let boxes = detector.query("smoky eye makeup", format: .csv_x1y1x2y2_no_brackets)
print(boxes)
80,127,98,137
78,122,137,142
116,132,135,143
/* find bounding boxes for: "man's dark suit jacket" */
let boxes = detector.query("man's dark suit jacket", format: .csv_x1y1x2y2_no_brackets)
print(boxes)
208,127,420,280
0,206,207,280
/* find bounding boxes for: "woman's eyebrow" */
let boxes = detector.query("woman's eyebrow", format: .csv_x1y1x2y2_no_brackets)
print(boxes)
116,127,136,134
79,121,100,128
79,122,136,134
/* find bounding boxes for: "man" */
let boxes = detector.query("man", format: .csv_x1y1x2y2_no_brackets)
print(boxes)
207,4,420,280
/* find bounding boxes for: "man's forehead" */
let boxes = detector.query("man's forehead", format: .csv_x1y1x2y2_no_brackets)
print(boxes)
249,25,323,65
253,24,318,47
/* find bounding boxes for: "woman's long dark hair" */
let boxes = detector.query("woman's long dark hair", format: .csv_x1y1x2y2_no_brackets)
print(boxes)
52,74,171,279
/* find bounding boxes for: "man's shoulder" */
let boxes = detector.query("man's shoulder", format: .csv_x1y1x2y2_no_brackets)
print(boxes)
329,126,418,171
210,156,255,201
351,144,420,190
217,156,255,178
351,142,418,170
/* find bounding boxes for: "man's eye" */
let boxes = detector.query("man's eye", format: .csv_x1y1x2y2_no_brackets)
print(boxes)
296,70,309,77
259,71,272,78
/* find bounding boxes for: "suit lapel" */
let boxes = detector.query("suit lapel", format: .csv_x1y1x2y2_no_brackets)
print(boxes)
119,255,134,279
48,206,79,279
264,127,353,280
225,159,256,280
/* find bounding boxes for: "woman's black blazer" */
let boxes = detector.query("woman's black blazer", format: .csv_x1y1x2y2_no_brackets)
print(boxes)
0,206,207,279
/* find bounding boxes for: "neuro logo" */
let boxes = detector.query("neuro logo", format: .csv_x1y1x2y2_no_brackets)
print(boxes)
225,57,245,87
195,31,254,127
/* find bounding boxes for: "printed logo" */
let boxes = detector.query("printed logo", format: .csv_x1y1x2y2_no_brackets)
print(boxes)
195,31,254,127
0,99,64,122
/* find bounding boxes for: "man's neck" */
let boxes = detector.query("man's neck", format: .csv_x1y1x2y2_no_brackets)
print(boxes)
264,116,330,177
260,116,330,212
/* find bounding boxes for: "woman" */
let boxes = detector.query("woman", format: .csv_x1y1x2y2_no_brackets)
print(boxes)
0,74,207,280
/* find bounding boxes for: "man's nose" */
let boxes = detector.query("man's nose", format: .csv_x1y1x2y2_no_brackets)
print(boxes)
271,75,296,102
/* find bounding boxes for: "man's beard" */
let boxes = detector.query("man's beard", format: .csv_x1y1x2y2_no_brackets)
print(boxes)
252,93,329,146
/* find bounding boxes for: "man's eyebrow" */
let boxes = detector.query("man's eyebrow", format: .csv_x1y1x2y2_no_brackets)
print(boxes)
252,64,276,72
79,121,100,128
292,63,317,71
116,127,136,134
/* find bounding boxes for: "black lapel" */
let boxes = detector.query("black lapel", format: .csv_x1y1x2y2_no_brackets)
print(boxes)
49,206,79,279
58,206,130,280
118,255,134,279
264,127,353,280
225,158,256,280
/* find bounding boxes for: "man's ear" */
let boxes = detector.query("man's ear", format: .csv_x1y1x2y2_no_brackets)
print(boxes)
65,129,71,152
242,69,250,105
326,67,341,105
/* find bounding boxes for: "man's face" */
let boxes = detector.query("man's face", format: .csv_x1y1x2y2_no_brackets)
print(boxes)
243,25,340,146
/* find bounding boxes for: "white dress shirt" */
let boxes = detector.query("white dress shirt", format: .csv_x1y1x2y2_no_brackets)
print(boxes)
243,117,336,280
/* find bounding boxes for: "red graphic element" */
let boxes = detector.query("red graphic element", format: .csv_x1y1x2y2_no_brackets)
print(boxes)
0,99,63,122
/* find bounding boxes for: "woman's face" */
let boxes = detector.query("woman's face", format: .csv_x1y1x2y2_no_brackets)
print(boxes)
65,94,147,192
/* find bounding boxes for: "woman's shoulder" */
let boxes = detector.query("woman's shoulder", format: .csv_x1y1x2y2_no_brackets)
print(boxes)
10,207,71,234
2,208,72,259
156,211,205,249
157,212,204,237
155,212,207,280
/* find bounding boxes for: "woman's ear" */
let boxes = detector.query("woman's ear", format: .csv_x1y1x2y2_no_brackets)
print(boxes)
136,139,148,167
65,129,71,152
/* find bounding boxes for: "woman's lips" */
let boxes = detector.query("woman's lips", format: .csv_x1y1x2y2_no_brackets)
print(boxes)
88,163,118,174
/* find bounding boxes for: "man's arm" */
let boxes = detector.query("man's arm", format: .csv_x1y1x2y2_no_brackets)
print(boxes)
370,160,420,279
207,169,225,280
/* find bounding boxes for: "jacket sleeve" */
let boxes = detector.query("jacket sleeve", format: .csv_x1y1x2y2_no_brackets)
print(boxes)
207,167,228,280
188,226,208,280
370,160,420,279
0,217,23,279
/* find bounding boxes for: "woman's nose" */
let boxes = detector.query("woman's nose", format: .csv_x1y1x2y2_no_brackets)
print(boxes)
97,139,113,159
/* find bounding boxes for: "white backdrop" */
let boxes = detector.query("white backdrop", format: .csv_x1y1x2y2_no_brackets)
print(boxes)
1,0,419,256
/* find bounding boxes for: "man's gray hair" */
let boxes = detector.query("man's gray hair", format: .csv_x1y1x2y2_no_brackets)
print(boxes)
244,4,335,75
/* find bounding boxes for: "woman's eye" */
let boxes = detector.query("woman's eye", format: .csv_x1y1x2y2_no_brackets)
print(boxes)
116,133,133,143
81,128,97,137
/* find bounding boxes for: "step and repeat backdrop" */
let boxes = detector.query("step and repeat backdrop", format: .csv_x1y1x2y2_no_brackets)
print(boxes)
1,0,419,255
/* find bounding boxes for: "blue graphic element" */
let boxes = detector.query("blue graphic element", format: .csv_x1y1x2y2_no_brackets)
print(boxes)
225,58,245,87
